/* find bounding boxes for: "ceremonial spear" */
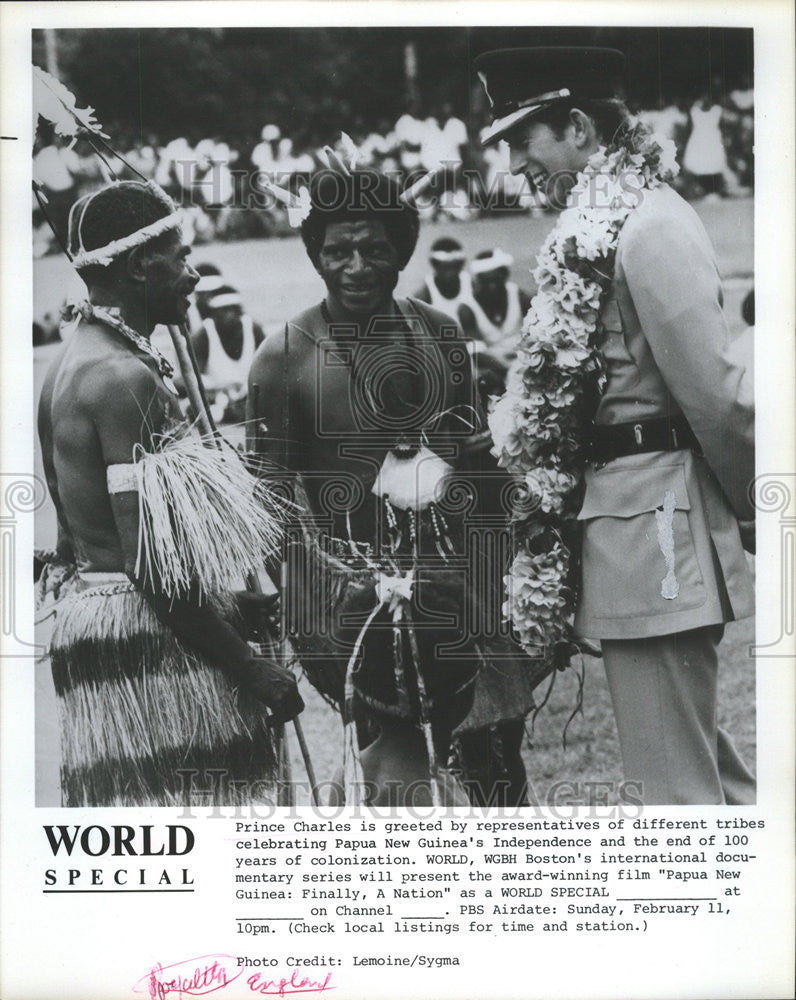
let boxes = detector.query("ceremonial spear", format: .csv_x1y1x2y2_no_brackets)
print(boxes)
32,66,320,805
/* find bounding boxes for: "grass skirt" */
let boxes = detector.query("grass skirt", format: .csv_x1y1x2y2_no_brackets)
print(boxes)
49,580,278,807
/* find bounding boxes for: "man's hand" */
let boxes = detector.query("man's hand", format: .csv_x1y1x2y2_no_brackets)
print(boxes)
233,589,280,642
239,656,304,724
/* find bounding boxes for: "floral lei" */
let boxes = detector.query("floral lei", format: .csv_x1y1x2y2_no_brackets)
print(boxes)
488,122,679,667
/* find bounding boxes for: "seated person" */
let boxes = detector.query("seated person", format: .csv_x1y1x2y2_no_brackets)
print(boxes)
192,284,265,423
413,236,474,322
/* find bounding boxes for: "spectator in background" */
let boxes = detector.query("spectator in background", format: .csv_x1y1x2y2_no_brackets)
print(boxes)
186,262,225,334
640,102,688,145
729,72,754,114
276,137,314,179
726,79,754,191
251,124,282,173
360,117,399,172
460,248,531,363
394,105,425,176
420,114,442,172
154,136,193,200
413,237,475,321
33,127,81,243
192,284,265,424
432,102,473,221
437,101,469,174
457,248,531,408
683,91,733,199
190,138,217,204
200,141,238,239
126,142,158,180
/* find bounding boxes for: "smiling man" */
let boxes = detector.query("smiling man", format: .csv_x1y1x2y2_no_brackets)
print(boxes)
476,47,756,804
248,167,538,805
38,180,302,806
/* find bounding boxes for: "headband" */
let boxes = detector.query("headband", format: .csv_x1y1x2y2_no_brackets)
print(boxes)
196,274,225,293
71,213,182,269
208,292,243,309
470,249,514,274
430,249,466,264
68,180,181,269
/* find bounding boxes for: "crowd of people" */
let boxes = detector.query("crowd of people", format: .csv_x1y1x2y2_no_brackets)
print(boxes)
32,81,754,259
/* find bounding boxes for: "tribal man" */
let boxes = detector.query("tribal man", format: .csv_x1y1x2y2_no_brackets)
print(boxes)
247,165,541,806
37,180,303,807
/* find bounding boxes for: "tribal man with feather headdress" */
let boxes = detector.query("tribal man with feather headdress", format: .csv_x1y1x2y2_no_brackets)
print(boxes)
248,151,542,806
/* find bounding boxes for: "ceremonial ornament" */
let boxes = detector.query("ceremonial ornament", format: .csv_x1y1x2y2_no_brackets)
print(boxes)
488,122,679,664
70,203,182,269
261,131,360,228
261,130,443,224
62,301,178,389
32,66,108,144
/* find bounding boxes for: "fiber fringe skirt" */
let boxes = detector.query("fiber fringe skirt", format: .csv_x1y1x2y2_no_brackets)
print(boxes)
49,578,278,807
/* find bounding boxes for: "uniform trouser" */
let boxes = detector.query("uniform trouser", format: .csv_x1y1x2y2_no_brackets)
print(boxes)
601,626,756,805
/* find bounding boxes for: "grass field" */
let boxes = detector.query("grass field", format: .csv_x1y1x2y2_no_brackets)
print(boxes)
33,198,756,805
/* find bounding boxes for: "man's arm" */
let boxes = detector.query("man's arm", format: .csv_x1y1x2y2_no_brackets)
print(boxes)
620,206,755,522
247,326,307,587
457,302,480,340
190,326,210,372
246,324,299,476
87,357,302,722
37,351,76,565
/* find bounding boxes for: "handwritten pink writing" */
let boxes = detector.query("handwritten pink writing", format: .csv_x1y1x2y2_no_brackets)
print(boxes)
247,970,334,997
133,954,242,1000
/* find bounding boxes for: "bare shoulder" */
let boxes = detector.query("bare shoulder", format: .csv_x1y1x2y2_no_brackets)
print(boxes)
404,296,467,339
38,342,67,432
85,349,160,411
62,327,167,428
250,315,318,386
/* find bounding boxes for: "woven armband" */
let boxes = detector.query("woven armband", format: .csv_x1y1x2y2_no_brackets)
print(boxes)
106,463,139,494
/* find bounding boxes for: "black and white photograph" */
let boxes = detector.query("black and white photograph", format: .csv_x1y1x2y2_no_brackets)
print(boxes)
2,3,794,999
31,23,757,809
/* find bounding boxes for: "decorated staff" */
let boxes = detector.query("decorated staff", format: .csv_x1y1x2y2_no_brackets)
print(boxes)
33,68,305,806
478,47,756,804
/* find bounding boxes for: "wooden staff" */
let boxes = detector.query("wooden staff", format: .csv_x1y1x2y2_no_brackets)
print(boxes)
399,167,443,208
167,324,216,439
167,323,320,806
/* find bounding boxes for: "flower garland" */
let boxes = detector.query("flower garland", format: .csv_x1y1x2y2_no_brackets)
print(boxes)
488,122,679,666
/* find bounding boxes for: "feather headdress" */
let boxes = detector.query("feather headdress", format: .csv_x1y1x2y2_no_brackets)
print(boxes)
33,65,107,147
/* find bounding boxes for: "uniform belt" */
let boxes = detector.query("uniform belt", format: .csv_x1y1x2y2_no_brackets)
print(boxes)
586,415,703,465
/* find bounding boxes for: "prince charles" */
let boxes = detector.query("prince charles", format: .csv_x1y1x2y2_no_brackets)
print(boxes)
477,46,756,804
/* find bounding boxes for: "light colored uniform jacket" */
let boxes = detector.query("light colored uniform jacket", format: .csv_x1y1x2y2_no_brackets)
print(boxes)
574,185,754,640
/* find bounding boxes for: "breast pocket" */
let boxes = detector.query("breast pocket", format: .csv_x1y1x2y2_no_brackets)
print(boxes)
577,462,707,620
